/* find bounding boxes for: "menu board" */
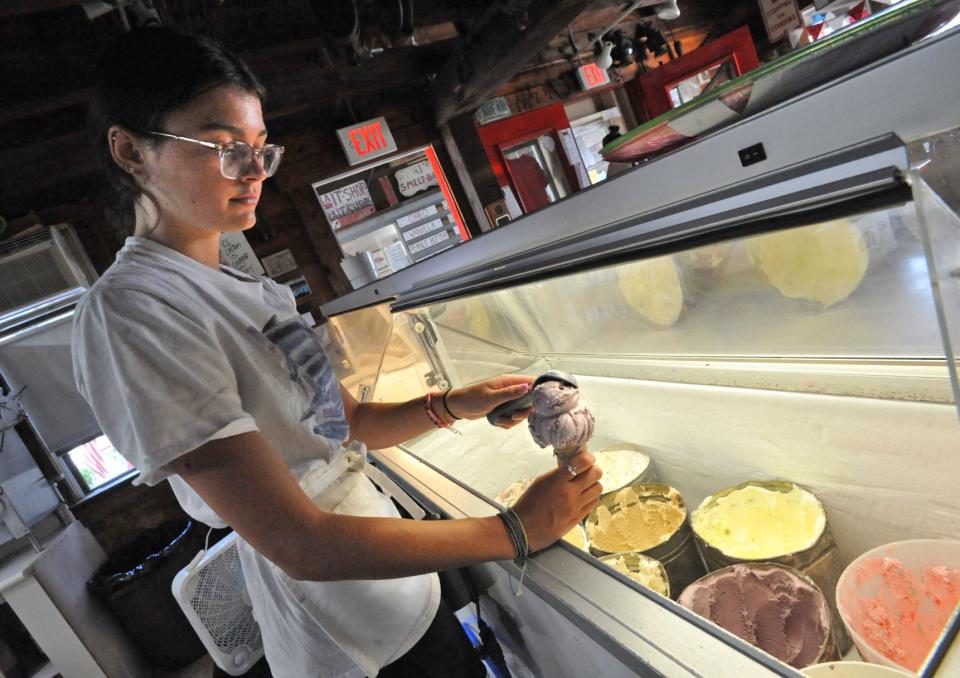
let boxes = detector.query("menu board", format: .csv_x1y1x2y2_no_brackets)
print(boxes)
396,199,460,261
316,180,375,231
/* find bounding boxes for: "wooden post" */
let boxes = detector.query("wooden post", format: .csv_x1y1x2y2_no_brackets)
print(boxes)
438,122,492,233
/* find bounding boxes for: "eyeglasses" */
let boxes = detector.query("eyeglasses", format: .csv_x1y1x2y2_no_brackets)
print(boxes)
147,131,285,180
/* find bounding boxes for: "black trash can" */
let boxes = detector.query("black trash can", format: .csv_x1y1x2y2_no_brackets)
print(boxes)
88,520,208,670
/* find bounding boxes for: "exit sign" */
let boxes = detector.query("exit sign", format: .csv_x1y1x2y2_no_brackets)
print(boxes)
336,116,398,166
576,63,610,90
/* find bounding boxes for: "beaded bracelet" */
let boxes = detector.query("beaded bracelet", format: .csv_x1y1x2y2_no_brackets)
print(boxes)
424,392,449,429
441,389,462,421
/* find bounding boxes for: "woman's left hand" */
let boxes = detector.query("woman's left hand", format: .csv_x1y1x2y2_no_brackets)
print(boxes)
444,375,534,428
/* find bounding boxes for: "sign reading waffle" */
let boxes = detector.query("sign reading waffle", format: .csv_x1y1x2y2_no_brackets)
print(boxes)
474,97,512,125
316,180,375,231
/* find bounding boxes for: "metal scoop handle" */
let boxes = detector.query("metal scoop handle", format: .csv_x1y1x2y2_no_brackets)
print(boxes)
485,370,578,426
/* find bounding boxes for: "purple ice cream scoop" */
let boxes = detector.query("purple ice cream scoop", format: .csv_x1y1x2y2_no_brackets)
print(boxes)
528,380,595,463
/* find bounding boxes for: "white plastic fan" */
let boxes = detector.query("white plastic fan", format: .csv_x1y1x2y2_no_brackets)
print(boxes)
171,531,264,675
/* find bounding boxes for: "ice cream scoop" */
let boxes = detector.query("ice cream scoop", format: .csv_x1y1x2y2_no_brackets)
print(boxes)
527,378,595,465
485,369,578,426
680,563,832,669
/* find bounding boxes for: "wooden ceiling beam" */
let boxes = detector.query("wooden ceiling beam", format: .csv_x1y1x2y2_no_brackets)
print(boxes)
432,0,597,125
0,0,84,19
262,38,458,115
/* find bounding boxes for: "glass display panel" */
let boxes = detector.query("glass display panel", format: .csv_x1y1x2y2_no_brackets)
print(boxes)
915,175,960,416
435,205,943,361
326,174,960,675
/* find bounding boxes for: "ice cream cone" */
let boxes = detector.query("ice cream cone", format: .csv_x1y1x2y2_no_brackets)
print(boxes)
555,444,586,466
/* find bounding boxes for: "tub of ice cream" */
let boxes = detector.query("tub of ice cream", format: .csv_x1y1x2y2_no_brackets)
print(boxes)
592,445,657,497
692,480,850,654
679,563,837,669
562,524,589,552
801,661,913,677
745,216,894,310
585,484,705,598
600,551,670,598
836,539,960,673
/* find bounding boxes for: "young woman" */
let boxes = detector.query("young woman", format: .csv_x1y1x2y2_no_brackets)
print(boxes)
73,27,602,678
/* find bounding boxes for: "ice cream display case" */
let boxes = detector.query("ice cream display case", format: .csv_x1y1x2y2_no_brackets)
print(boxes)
320,27,960,678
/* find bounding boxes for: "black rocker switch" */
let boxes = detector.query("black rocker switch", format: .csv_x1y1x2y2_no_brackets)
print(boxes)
738,142,766,167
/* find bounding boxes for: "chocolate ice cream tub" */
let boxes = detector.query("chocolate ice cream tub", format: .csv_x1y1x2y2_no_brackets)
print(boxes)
585,484,705,599
678,563,839,669
691,480,850,654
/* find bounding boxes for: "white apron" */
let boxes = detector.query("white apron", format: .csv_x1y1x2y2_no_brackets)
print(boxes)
237,443,440,678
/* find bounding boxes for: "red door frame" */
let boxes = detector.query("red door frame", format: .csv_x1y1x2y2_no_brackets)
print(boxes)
628,25,760,121
476,103,580,212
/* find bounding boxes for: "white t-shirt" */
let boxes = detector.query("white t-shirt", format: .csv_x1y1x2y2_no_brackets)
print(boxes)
72,236,439,678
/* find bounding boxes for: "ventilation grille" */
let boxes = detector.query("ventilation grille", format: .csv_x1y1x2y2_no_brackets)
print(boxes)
0,229,50,256
187,542,263,655
0,243,70,314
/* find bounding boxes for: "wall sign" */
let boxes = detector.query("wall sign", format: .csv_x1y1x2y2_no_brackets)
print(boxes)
219,231,264,276
287,275,311,300
396,204,439,229
576,63,611,90
757,0,803,42
474,97,512,125
336,116,398,166
316,180,375,231
395,160,438,198
261,249,298,278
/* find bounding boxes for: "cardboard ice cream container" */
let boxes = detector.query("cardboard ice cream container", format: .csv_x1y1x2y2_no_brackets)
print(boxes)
586,484,705,599
599,551,670,598
679,563,839,669
691,480,851,654
592,444,658,499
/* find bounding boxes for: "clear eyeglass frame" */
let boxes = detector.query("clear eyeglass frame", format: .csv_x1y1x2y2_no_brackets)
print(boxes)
147,130,285,179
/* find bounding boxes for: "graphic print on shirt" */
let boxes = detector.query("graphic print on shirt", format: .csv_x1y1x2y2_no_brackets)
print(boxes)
259,315,350,442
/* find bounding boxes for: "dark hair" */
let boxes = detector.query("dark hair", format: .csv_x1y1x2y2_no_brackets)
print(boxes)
88,27,266,233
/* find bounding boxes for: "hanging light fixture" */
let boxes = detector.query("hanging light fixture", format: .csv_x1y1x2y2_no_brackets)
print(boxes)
596,41,615,69
656,1,681,21
591,1,679,70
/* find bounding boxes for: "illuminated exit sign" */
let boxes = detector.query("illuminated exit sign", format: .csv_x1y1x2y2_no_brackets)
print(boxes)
576,63,611,90
336,116,398,166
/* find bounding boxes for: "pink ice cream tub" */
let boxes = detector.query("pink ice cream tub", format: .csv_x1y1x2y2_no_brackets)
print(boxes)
836,539,960,673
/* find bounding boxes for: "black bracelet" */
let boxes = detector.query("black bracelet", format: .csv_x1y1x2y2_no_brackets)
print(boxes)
441,389,462,421
496,508,529,567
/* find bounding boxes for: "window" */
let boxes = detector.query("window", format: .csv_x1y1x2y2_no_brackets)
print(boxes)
64,434,133,493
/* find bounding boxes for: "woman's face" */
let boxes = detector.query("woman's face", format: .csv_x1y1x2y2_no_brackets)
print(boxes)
139,84,268,236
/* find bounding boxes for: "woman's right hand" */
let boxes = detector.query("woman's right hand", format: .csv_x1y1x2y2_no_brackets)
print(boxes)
511,451,603,552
